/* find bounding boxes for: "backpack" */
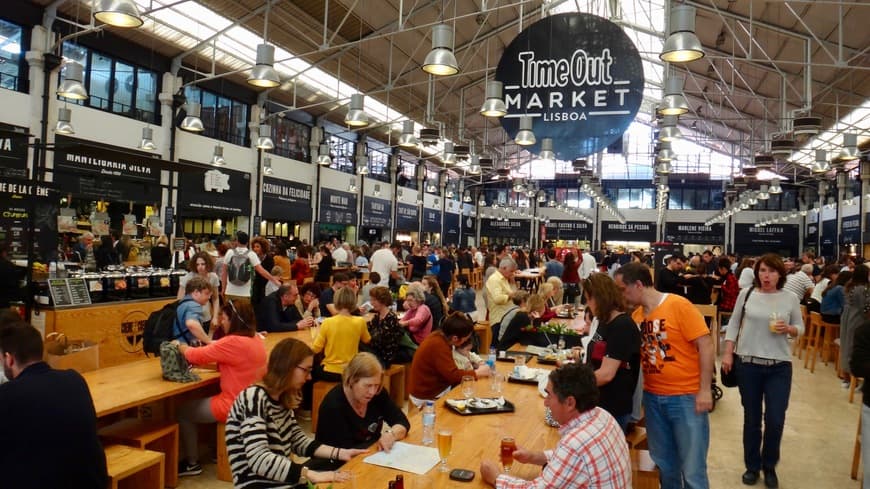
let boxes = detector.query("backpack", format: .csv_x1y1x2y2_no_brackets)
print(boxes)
143,298,193,356
226,248,253,286
159,341,200,383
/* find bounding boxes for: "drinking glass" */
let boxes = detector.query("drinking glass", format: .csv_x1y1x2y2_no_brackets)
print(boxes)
461,375,475,398
514,354,526,368
437,429,453,472
500,437,517,473
491,373,504,394
768,312,781,333
309,325,318,339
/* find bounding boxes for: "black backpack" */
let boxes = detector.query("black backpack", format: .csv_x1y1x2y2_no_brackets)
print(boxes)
143,298,194,356
226,248,253,286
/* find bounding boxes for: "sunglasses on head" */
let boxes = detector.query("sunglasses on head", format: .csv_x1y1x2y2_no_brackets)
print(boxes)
227,299,248,327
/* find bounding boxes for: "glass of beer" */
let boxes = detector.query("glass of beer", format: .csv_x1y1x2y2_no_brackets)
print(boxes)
437,429,453,472
500,437,517,473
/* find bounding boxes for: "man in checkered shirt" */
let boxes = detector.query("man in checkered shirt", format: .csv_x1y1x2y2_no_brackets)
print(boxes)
480,364,631,488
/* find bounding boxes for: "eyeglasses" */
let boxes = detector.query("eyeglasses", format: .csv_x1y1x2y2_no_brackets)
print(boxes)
296,365,314,374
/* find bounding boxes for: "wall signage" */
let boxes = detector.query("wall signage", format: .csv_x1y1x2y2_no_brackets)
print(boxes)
319,188,358,225
396,202,419,231
841,216,860,245
480,218,532,237
204,169,231,193
495,13,644,159
733,224,798,257
262,176,312,221
821,218,838,256
362,197,392,228
601,221,656,242
0,180,56,263
543,220,592,241
0,124,29,179
663,223,724,245
443,212,460,245
177,163,251,216
422,208,442,233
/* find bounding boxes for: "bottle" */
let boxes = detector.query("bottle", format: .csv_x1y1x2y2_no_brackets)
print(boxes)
422,400,436,445
394,475,404,489
487,352,496,369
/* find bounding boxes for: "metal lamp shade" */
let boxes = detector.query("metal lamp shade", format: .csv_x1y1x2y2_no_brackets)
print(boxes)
317,143,332,166
256,124,275,150
57,61,88,100
538,138,555,162
55,107,74,134
514,116,536,146
344,93,369,127
480,81,507,117
138,127,156,150
422,24,459,76
658,76,689,116
839,133,860,161
180,102,205,132
398,120,417,147
211,146,226,166
660,6,704,63
248,44,281,88
94,0,143,28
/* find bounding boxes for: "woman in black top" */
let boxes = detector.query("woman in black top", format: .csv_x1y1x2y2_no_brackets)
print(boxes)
365,286,410,366
314,352,410,470
582,273,640,433
497,293,546,351
406,245,427,281
314,245,334,284
150,235,172,269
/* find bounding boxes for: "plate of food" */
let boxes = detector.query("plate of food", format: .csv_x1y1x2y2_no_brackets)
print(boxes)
445,397,515,416
497,351,533,363
536,353,560,365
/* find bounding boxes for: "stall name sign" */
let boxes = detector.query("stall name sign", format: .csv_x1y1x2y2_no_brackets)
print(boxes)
370,201,385,212
675,224,710,232
330,195,349,206
64,153,153,178
0,182,50,197
263,182,310,200
751,226,783,233
489,220,524,228
609,223,651,231
496,13,643,159
204,169,230,193
398,206,416,217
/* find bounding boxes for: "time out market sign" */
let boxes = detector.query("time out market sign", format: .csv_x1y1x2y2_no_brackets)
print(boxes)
496,13,644,159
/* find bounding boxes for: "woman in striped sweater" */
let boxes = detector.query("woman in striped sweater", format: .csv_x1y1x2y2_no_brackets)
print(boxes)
225,338,367,487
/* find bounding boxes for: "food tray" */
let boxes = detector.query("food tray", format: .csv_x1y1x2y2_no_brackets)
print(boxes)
536,355,559,365
444,398,515,416
507,374,540,385
497,351,533,363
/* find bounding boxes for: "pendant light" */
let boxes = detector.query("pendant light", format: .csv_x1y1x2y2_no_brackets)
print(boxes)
839,133,860,162
480,81,507,117
657,141,675,161
255,124,275,150
398,120,418,148
263,157,273,175
357,153,369,175
514,116,535,146
138,127,156,150
248,44,281,88
660,5,704,63
422,24,459,76
55,107,74,135
658,76,689,116
93,0,143,28
658,115,681,142
344,93,369,127
469,155,481,175
57,61,88,100
811,150,829,174
180,102,205,132
768,178,782,194
537,138,555,164
316,143,332,166
211,145,226,166
442,142,456,165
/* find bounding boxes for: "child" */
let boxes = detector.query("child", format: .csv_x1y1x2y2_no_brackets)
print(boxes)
452,337,482,371
265,265,283,296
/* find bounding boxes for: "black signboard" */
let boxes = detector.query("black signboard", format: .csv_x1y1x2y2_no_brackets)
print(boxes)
422,208,442,233
53,136,162,203
663,223,725,245
0,180,57,263
177,163,252,216
480,219,532,237
362,197,392,228
0,124,28,179
319,188,358,225
601,221,656,242
164,206,174,235
262,176,312,221
48,278,91,307
543,220,592,241
733,223,799,257
842,215,860,245
462,213,476,235
443,212,460,245
821,218,838,257
396,203,419,231
496,13,643,159
806,221,818,247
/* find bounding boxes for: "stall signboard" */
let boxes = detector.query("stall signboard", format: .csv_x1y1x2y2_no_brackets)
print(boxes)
443,212,460,245
663,223,724,245
0,124,29,179
821,218,838,257
462,213,476,235
396,202,419,231
262,176,312,222
163,206,173,235
177,163,252,216
733,223,799,257
480,219,532,238
806,221,818,247
422,208,442,233
362,197,392,228
842,216,860,245
543,220,592,241
495,13,644,159
53,136,162,202
319,188,358,225
0,180,57,263
601,221,656,242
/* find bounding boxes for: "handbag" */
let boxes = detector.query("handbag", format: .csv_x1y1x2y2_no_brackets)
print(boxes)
721,286,754,388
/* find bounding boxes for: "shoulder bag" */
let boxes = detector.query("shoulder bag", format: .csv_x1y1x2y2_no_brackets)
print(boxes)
721,286,754,388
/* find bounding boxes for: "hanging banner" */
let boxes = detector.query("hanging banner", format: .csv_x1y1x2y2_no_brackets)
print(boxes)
734,223,799,257
543,220,592,241
663,223,724,245
495,13,644,159
443,212,460,245
362,196,392,228
422,208,442,233
177,163,252,216
821,218,838,256
0,124,29,179
396,202,419,231
262,176,312,221
842,215,860,245
601,221,656,242
319,188,358,225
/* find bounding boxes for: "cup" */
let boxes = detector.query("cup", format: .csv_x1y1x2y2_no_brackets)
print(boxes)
500,437,517,473
769,312,781,333
437,429,453,472
514,354,526,367
491,373,504,394
461,375,475,398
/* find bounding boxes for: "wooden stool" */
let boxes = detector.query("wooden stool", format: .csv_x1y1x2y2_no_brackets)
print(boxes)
383,364,406,407
630,449,659,489
808,312,839,373
312,380,340,432
625,426,647,449
216,423,232,482
853,411,862,480
794,305,810,358
100,419,179,488
851,375,864,404
474,322,491,355
104,444,165,489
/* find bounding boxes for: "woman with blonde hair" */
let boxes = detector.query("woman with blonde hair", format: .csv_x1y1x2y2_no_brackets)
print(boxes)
225,338,366,486
497,292,547,351
546,276,565,305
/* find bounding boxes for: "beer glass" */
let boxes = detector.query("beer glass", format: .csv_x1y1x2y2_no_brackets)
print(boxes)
500,437,517,473
437,429,453,472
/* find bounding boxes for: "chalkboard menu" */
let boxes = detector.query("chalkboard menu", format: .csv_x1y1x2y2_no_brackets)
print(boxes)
0,180,57,263
48,278,92,307
663,223,724,245
0,124,28,179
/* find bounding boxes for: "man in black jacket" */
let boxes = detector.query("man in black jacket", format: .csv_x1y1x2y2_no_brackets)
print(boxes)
257,284,315,332
0,321,108,489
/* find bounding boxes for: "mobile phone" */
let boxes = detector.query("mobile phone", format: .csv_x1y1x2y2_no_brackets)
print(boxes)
449,469,475,482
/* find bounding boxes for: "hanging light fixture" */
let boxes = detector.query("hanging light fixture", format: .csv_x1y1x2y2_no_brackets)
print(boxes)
57,61,88,100
248,44,281,88
93,0,143,28
138,127,156,150
811,150,830,174
463,192,472,203
398,120,417,147
537,138,555,163
537,191,547,203
514,116,536,146
512,178,526,193
657,141,675,161
422,24,459,76
768,177,782,194
839,133,860,161
660,5,704,63
316,143,332,166
469,155,481,175
348,177,357,192
256,124,274,150
658,76,689,116
211,145,225,166
263,157,273,175
480,81,507,117
344,93,369,127
757,184,770,200
356,153,369,175
55,107,74,134
657,115,681,142
478,194,487,206
180,102,205,132
442,142,456,165
656,161,672,175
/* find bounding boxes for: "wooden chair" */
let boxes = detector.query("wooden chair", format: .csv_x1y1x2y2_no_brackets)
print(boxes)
793,305,810,358
382,364,406,407
853,411,862,480
104,444,165,489
694,304,718,361
807,312,840,373
717,310,733,356
99,419,179,488
216,423,232,482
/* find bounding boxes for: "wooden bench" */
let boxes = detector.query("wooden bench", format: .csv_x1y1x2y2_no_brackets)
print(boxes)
104,444,165,489
99,419,179,488
216,423,232,482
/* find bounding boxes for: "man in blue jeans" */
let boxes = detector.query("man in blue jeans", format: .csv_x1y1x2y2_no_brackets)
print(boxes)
615,262,714,489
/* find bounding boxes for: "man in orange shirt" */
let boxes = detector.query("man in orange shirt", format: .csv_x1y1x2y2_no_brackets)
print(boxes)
615,262,713,489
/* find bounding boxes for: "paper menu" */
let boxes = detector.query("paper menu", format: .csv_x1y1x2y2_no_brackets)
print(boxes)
362,442,440,475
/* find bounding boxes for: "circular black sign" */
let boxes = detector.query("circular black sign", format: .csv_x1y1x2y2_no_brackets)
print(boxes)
496,13,644,159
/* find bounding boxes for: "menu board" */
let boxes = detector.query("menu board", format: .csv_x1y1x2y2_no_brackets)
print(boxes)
48,278,92,307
